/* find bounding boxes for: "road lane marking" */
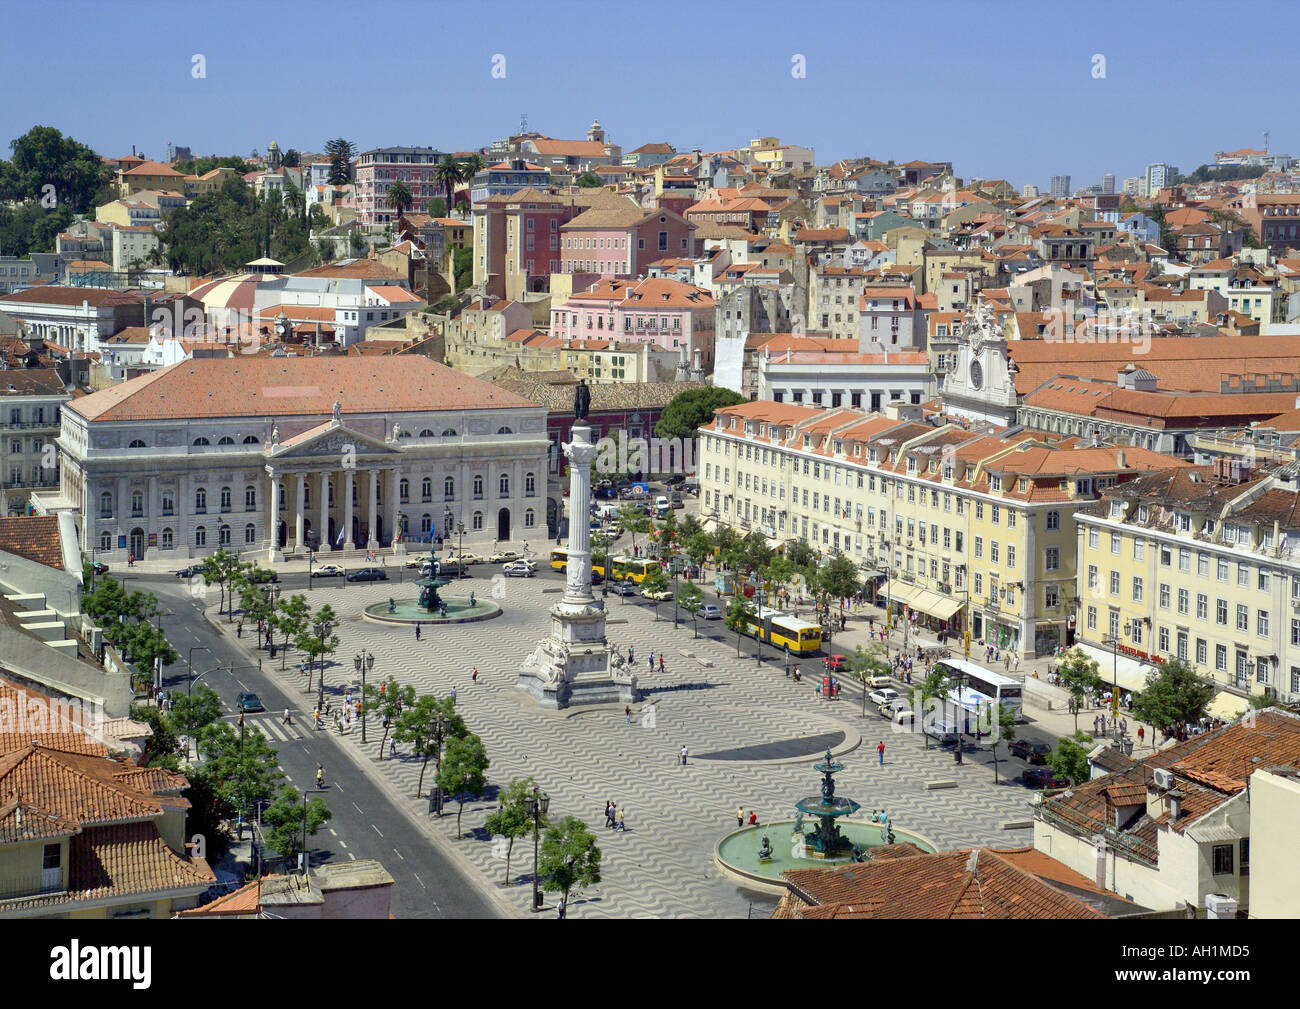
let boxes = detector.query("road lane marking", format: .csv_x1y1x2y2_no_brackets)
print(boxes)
352,802,364,814
393,848,405,860
348,852,356,860
371,824,384,837
327,828,337,836
338,840,347,849
413,873,426,889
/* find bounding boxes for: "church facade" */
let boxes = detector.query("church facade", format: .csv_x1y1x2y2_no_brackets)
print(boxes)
937,298,1020,427
39,358,551,563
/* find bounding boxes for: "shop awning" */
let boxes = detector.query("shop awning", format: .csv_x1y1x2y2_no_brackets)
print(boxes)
858,566,885,579
885,582,922,606
910,589,965,621
1073,643,1155,694
1206,691,1252,721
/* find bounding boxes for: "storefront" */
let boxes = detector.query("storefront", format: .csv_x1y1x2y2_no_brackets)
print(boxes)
908,588,966,637
974,610,1019,654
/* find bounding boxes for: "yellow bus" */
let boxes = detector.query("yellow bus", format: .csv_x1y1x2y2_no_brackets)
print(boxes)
550,548,569,572
592,555,658,583
739,606,823,655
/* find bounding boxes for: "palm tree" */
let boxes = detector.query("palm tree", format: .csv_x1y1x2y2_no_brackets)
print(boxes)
282,180,306,222
433,156,464,216
385,181,413,221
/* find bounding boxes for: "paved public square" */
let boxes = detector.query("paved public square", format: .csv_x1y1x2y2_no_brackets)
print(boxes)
225,568,1043,919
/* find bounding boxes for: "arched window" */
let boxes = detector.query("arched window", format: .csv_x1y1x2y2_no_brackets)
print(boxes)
244,523,257,544
499,473,510,497
444,476,455,500
421,513,432,534
195,488,207,512
218,435,235,446
472,510,484,531
419,429,434,438
99,491,114,517
399,478,409,503
243,435,260,444
192,437,210,447
99,531,112,551
421,477,432,502
245,485,257,510
497,426,513,435
525,508,536,528
219,524,231,546
525,472,536,496
128,439,146,449
219,486,232,511
398,430,412,440
400,514,410,534
161,527,173,549
130,490,143,516
473,474,484,498
195,525,207,547
441,428,458,437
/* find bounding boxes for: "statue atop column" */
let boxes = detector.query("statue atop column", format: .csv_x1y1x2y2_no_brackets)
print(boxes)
573,378,591,422
332,399,342,423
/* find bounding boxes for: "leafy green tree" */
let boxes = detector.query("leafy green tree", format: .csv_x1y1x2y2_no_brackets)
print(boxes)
167,684,223,758
740,530,774,572
2,126,112,212
349,228,367,257
0,201,73,256
159,175,314,274
817,551,860,606
684,530,714,571
576,171,603,188
260,784,331,865
785,538,818,570
131,703,182,769
653,387,748,441
364,676,416,760
656,506,678,546
120,622,176,687
908,668,951,750
1130,658,1215,744
426,197,447,218
272,593,311,670
386,181,413,219
1048,731,1094,786
726,593,756,657
200,548,241,619
295,604,339,692
455,199,470,217
237,577,274,642
393,694,466,797
181,767,235,862
174,155,254,176
850,642,890,717
641,565,670,618
676,580,704,637
765,554,796,601
453,245,473,289
678,513,702,540
484,776,544,886
1056,648,1105,732
197,720,286,816
436,732,489,839
616,503,651,558
281,149,301,169
980,702,1018,784
282,180,306,221
539,815,602,911
324,138,355,186
316,237,337,263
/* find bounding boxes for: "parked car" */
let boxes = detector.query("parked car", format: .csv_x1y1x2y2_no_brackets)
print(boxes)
696,603,723,620
1009,740,1052,764
826,654,849,672
502,560,536,577
609,580,638,596
314,563,345,578
1022,766,1069,789
864,673,893,688
868,687,899,706
490,550,521,564
929,720,961,746
664,474,686,487
670,492,684,509
174,564,203,579
590,570,604,585
247,568,279,584
642,586,673,601
446,551,483,566
91,561,110,575
236,691,265,713
346,567,388,582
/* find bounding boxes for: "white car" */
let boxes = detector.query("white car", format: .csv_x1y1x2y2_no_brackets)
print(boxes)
696,603,723,620
446,551,482,566
502,560,536,577
868,687,900,706
642,586,673,601
490,550,521,564
314,563,345,578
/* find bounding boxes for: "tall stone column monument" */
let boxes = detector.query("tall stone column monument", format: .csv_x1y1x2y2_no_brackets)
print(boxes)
517,382,639,708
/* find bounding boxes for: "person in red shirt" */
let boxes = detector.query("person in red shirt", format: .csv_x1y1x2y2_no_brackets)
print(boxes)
877,740,886,766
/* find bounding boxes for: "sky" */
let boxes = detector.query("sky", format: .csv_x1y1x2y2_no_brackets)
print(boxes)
4,0,1299,190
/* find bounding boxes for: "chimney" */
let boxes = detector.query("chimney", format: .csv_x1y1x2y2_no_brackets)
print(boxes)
1168,790,1183,821
1116,449,1126,469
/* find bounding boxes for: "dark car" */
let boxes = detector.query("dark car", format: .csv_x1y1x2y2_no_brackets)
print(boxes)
1009,740,1052,764
1022,766,1069,789
609,580,638,596
175,564,204,579
236,691,265,713
91,561,110,575
346,567,388,582
590,570,604,585
248,568,279,583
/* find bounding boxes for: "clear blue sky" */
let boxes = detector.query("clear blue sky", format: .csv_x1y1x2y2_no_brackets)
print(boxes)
4,0,1297,189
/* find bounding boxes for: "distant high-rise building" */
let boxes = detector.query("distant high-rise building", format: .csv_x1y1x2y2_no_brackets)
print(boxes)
1101,174,1115,195
1146,163,1178,194
166,143,192,165
1050,175,1071,199
1122,176,1146,197
1022,183,1039,198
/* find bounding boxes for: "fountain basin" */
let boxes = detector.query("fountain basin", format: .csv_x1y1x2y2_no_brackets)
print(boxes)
362,597,502,625
715,821,938,892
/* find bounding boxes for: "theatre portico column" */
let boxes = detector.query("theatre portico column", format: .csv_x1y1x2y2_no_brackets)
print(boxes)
318,471,330,552
367,469,378,549
388,468,402,553
268,471,283,563
344,470,355,551
294,472,306,552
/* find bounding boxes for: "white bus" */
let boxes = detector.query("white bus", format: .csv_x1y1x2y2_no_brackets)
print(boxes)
934,658,1024,727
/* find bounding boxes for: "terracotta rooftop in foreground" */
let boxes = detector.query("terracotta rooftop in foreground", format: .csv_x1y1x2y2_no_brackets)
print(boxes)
0,515,65,570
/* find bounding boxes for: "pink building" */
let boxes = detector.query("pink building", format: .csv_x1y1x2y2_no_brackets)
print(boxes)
560,206,694,279
551,277,716,370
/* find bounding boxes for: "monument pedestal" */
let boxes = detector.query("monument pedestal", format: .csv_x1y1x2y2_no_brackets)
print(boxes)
517,419,638,709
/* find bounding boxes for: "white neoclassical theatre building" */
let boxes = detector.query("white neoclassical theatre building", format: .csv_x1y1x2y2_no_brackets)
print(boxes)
37,357,551,563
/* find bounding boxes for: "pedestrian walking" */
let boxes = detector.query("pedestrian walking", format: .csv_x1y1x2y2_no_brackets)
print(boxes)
472,667,479,685
615,806,627,832
605,800,616,828
1120,717,1128,735
557,895,567,919
736,805,745,827
625,705,633,723
450,686,457,701
628,646,635,665
415,623,421,641
1138,725,1145,745
648,654,654,672
658,653,665,673
282,708,292,727
680,745,688,766
747,811,758,826
877,740,886,765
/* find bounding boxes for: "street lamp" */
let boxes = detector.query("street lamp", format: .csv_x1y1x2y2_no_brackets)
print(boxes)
187,645,210,690
525,786,551,912
427,713,447,815
301,786,326,875
353,649,374,743
1102,620,1132,737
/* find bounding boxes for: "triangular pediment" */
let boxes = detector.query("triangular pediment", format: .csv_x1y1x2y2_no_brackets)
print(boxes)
268,421,402,459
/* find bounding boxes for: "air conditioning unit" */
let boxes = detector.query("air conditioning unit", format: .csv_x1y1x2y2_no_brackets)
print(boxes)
1152,768,1175,790
1205,893,1238,919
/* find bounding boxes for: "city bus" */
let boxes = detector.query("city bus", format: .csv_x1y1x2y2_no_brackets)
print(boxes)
934,658,1024,726
596,556,658,583
737,606,823,656
550,548,569,572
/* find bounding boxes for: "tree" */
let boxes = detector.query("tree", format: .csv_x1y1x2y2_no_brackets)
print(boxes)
426,197,447,218
121,622,177,689
1048,731,1094,786
726,593,756,657
197,720,286,817
131,703,182,769
1056,648,1106,733
349,228,367,257
576,171,603,188
282,180,306,222
453,246,473,289
436,732,489,839
281,148,301,168
980,702,1018,784
200,548,241,619
237,578,274,643
676,580,704,637
616,503,650,558
260,784,331,865
315,237,337,263
364,676,416,760
654,387,748,441
173,155,254,177
386,181,413,219
272,593,310,671
641,565,670,619
167,684,223,758
324,138,355,186
539,815,602,911
684,530,714,572
296,604,339,693
850,642,890,718
433,155,465,216
2,126,112,213
908,668,950,749
816,552,860,607
484,776,543,886
739,530,774,573
1130,659,1214,743
393,694,466,797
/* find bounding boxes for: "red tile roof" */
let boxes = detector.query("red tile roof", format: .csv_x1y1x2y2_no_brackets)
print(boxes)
0,516,65,570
